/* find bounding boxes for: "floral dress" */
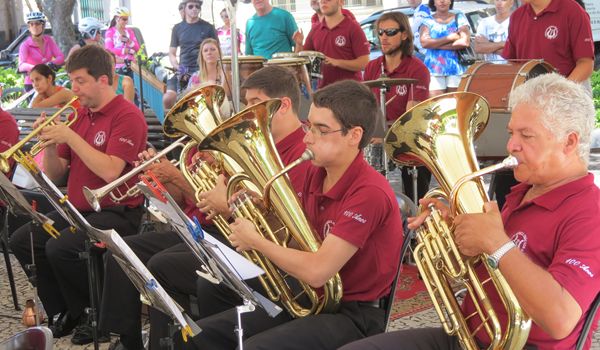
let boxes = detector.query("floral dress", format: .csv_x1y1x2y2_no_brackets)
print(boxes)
422,11,470,77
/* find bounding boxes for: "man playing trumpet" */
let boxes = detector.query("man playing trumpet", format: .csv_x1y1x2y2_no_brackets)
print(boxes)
9,45,147,344
341,73,600,350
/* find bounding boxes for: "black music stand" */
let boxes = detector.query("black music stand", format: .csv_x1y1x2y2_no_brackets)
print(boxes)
136,181,282,349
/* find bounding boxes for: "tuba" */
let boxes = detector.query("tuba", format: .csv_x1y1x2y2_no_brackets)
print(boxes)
384,92,531,350
198,99,342,317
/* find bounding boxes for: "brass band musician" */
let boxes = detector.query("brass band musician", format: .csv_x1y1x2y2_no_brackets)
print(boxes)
180,80,403,349
341,73,600,350
8,45,148,344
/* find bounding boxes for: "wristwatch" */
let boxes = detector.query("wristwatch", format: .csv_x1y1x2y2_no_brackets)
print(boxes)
486,241,516,269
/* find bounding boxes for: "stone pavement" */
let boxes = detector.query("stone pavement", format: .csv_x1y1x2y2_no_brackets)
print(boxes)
1,152,600,349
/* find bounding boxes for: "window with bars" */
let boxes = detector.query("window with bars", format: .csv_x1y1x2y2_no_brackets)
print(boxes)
346,0,382,7
272,0,296,12
79,0,106,21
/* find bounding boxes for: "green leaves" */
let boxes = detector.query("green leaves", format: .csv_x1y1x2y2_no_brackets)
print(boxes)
592,70,600,128
0,66,24,88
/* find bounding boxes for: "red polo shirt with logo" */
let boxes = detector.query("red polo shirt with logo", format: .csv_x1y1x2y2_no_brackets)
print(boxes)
462,174,600,349
275,126,310,194
57,95,147,211
301,152,402,301
303,16,371,88
502,0,594,77
0,109,19,173
363,55,430,122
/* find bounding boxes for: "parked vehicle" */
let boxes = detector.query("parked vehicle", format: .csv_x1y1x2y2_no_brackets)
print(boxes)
360,0,495,60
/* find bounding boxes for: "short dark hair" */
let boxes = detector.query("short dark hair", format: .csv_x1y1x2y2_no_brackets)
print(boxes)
65,45,114,85
241,66,301,115
428,0,453,11
312,80,377,149
376,12,414,57
184,0,203,5
31,64,56,85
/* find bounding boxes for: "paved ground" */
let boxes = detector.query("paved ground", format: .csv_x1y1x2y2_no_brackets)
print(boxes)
1,152,600,349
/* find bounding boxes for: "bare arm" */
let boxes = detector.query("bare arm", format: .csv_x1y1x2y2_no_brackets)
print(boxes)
567,57,594,83
420,25,461,49
473,35,505,54
121,76,135,102
168,47,179,70
31,89,75,108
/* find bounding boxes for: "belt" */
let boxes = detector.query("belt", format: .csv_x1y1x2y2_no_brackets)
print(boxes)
356,299,383,309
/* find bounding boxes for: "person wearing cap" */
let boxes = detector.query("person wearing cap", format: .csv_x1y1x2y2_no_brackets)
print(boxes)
18,11,64,92
163,0,218,110
68,17,105,59
105,7,140,77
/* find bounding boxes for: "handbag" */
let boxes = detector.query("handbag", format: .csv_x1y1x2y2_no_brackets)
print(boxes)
454,15,477,66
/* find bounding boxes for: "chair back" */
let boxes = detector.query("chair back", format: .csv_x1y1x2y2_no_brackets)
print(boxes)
0,326,53,350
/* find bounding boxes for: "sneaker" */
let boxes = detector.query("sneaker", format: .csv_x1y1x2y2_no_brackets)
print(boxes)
108,339,130,350
48,311,78,338
70,315,110,345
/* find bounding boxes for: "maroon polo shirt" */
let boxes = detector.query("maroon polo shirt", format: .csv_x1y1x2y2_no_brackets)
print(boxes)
304,16,371,88
301,152,403,301
275,125,311,194
363,55,430,122
462,174,600,349
502,0,594,77
310,8,356,26
0,109,19,173
57,95,147,211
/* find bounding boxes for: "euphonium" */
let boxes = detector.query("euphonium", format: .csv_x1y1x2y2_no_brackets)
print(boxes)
384,92,531,350
197,99,343,318
0,96,79,173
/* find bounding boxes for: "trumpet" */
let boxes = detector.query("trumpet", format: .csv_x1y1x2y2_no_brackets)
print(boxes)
83,136,189,212
0,97,79,173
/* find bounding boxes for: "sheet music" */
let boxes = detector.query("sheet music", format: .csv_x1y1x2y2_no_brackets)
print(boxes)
0,172,54,227
138,183,264,280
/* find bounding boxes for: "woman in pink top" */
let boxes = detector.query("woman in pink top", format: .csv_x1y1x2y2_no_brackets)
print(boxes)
18,12,64,91
104,6,139,75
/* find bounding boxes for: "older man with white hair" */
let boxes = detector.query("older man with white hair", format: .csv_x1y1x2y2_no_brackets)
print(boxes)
340,72,600,350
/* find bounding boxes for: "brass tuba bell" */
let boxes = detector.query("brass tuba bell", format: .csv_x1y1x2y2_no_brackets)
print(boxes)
384,92,531,350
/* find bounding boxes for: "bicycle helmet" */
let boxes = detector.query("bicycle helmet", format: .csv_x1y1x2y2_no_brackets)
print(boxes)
113,6,130,18
78,17,104,39
26,11,46,24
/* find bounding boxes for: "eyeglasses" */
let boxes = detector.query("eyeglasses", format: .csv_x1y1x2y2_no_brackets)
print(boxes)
119,17,129,21
377,28,404,37
187,3,201,9
28,21,44,27
301,123,345,137
221,14,229,19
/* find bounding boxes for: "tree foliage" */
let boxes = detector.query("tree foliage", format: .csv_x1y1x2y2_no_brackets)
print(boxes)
35,0,77,54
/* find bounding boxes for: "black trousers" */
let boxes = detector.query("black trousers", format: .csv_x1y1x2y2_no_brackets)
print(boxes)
166,276,385,350
8,206,142,320
338,328,539,350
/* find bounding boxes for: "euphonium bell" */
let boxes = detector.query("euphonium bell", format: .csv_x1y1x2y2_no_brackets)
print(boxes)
384,92,530,350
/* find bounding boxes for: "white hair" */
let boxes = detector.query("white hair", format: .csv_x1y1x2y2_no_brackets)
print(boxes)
509,72,595,166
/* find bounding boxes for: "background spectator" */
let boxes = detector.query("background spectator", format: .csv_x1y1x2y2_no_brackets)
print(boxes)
408,0,431,62
104,7,140,77
18,11,64,92
420,0,471,96
217,8,244,56
29,64,78,108
67,17,105,59
474,0,513,62
245,0,299,59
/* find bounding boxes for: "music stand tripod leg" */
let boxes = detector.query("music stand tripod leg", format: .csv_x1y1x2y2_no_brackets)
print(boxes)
160,321,181,350
380,84,390,178
235,298,256,350
81,240,100,350
1,207,20,310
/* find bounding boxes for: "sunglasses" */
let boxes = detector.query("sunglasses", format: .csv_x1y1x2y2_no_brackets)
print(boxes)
187,3,201,9
28,21,44,27
119,17,129,20
377,28,404,37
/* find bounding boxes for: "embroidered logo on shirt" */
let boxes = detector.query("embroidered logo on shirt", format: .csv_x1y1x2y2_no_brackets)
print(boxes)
511,231,527,252
335,35,346,47
565,258,595,278
343,210,367,224
0,140,13,148
323,220,335,238
544,26,558,40
119,137,134,147
94,131,107,147
396,85,407,96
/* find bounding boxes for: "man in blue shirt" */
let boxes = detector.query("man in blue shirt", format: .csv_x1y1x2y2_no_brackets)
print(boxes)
245,0,299,59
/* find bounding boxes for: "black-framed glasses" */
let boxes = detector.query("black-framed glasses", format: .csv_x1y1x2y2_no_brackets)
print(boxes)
378,28,404,37
301,123,344,137
187,3,201,9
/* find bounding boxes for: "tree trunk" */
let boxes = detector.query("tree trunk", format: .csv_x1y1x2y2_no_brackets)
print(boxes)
40,0,77,55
